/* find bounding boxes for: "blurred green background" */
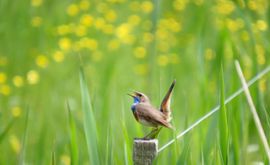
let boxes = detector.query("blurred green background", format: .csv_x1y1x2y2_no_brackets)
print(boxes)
0,0,270,164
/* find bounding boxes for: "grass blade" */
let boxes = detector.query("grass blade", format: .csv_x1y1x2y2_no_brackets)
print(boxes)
177,134,191,164
218,65,229,164
67,102,79,165
19,108,29,165
235,61,270,161
0,118,15,143
121,120,132,165
203,115,218,164
79,67,100,164
105,126,111,165
51,151,56,165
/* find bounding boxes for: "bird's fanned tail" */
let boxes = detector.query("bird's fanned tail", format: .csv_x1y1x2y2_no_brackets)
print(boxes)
160,79,176,122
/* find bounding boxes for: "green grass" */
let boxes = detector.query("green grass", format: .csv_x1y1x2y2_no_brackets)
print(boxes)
218,66,229,164
67,102,79,165
79,67,100,164
0,0,270,164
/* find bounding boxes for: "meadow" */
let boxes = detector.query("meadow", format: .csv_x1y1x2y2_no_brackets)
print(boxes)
0,0,270,164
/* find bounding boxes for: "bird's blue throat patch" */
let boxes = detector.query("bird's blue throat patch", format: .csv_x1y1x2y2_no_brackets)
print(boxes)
131,97,140,112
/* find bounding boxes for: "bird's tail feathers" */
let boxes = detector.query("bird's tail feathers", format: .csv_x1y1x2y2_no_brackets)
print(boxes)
160,79,176,122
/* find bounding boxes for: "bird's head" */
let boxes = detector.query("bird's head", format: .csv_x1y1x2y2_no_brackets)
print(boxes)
128,91,150,104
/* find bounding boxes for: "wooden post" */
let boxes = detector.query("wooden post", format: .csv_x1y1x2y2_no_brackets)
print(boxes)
133,139,158,165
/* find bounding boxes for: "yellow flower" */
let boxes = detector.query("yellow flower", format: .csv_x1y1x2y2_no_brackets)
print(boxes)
205,48,215,60
94,18,106,30
167,18,181,32
80,38,98,51
116,23,132,39
12,106,22,117
105,10,117,22
59,38,72,51
243,55,252,68
97,3,109,13
134,47,147,59
173,0,187,11
9,135,21,154
156,29,169,40
61,155,70,165
141,1,154,14
226,19,243,32
215,0,235,15
121,35,135,44
53,51,65,62
13,76,24,87
244,68,252,80
0,84,11,96
31,16,42,27
259,78,266,93
247,0,267,13
79,0,90,11
157,41,170,52
248,0,257,10
128,15,141,26
31,0,43,7
134,64,148,76
36,55,49,68
0,56,8,66
80,14,94,27
256,20,268,31
74,25,87,37
0,72,7,84
67,4,79,16
255,44,265,65
107,39,120,51
27,70,39,85
157,55,169,67
57,25,71,35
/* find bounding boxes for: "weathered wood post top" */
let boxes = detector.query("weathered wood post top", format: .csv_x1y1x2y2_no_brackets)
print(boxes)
133,139,158,165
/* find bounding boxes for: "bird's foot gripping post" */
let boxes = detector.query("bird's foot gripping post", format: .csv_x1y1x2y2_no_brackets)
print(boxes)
133,139,158,165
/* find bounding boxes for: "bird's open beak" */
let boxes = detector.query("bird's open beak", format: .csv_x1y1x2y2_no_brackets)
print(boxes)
128,93,136,98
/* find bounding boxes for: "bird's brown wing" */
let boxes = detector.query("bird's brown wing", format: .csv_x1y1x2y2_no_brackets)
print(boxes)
135,103,172,128
160,79,176,122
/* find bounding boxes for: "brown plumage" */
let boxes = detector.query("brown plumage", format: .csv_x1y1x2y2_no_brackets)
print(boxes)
133,103,173,128
129,80,176,130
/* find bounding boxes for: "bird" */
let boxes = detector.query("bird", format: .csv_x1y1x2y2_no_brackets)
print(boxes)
128,80,176,139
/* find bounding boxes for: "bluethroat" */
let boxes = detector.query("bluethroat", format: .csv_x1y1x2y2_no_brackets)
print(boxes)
128,80,176,139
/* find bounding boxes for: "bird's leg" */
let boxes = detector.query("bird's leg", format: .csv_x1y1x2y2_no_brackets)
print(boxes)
143,127,159,140
150,127,162,139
